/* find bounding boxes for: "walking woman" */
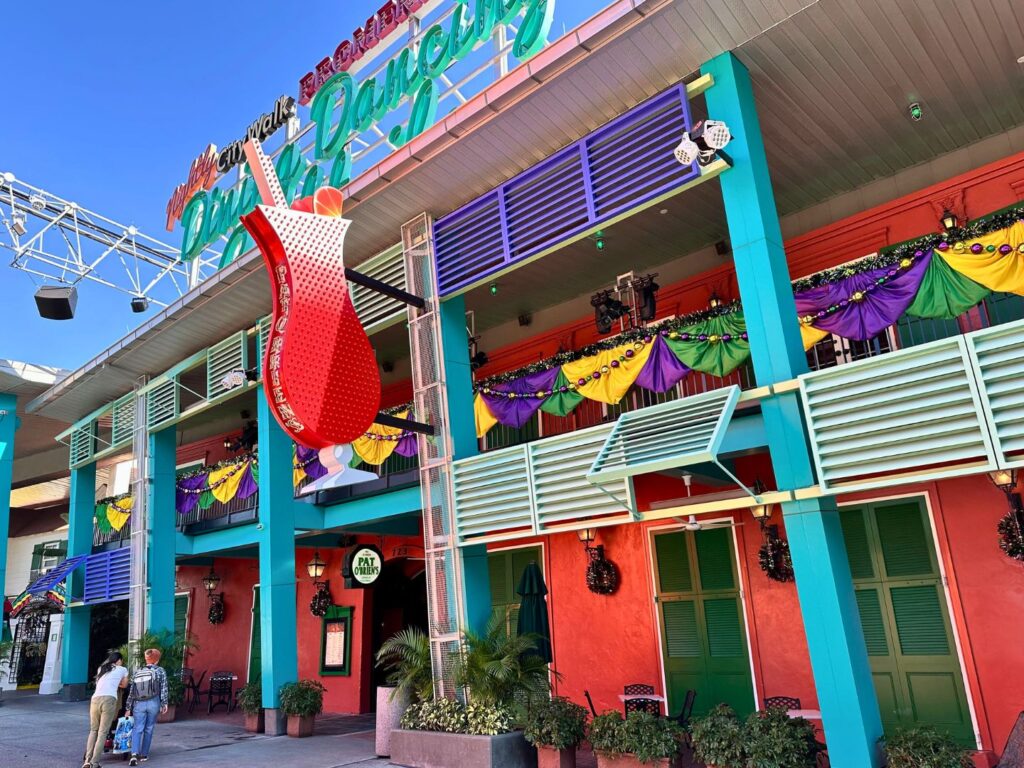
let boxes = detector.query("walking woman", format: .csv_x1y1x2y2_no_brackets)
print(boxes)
83,651,129,768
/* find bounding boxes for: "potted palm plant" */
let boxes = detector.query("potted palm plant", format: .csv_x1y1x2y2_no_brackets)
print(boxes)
375,626,433,756
689,704,746,768
237,680,264,733
524,696,589,768
279,679,326,737
117,629,196,723
588,711,684,768
882,726,972,768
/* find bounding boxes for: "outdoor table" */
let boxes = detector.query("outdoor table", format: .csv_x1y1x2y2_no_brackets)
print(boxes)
787,709,822,719
618,694,667,702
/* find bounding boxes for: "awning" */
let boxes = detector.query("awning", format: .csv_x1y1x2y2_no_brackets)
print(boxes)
24,554,88,596
587,385,742,486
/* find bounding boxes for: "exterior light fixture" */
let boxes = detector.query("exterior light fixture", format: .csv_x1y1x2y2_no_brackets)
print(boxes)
908,102,923,121
941,209,958,231
130,296,149,313
202,567,221,596
989,468,1019,495
751,479,773,528
577,527,597,550
595,230,605,251
675,120,732,167
306,550,326,582
708,293,722,310
9,212,27,236
489,282,498,295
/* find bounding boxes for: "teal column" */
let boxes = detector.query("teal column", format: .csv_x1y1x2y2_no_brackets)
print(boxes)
438,294,491,633
0,393,16,598
701,51,883,767
256,389,297,734
62,461,95,700
147,426,177,636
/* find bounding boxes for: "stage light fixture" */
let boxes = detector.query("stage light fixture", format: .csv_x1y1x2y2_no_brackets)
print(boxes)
10,212,27,236
591,290,627,335
675,120,732,167
130,296,149,313
634,274,660,322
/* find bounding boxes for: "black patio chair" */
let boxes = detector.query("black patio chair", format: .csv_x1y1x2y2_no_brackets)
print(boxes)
622,683,659,717
764,695,802,711
207,671,234,714
186,670,206,713
583,690,598,717
672,689,697,730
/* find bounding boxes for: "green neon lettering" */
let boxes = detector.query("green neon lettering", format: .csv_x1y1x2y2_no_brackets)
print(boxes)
513,0,553,59
328,148,352,188
473,0,501,41
353,79,378,132
447,2,478,61
417,24,451,79
310,73,354,159
218,225,252,269
275,143,308,202
180,192,207,261
300,163,324,197
499,0,523,25
405,78,439,143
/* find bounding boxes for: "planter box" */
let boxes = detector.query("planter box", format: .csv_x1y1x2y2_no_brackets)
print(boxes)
538,745,576,768
287,714,315,737
390,728,537,768
376,686,409,756
244,710,266,733
596,753,682,768
157,704,177,724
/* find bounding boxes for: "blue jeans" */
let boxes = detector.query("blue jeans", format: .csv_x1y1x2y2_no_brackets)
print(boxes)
130,697,160,757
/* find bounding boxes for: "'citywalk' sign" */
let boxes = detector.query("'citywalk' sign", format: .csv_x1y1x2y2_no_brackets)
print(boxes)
175,0,554,267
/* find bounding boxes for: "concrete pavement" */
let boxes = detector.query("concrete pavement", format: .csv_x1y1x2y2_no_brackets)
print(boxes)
0,690,391,768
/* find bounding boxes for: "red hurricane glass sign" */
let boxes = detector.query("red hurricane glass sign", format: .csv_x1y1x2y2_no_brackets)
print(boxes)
240,139,381,450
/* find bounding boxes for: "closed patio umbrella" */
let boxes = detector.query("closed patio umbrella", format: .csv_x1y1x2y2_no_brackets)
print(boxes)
515,562,552,664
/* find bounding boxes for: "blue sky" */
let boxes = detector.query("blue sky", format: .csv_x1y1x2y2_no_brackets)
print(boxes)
0,0,598,372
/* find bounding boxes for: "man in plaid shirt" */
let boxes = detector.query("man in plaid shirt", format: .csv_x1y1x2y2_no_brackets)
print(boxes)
125,648,169,766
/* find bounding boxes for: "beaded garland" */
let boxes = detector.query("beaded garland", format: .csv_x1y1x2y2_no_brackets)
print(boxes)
758,532,794,583
176,456,253,495
208,595,225,625
310,582,332,617
585,546,620,595
792,205,1024,292
799,254,919,325
476,302,746,393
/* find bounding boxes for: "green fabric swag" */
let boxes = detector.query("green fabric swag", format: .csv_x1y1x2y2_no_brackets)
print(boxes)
905,252,990,319
666,312,751,378
540,370,585,416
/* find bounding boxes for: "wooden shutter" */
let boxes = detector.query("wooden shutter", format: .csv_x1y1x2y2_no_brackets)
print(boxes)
174,594,189,640
890,586,950,656
875,503,935,578
655,532,692,593
840,508,875,580
30,544,44,573
248,587,261,686
695,528,735,591
854,589,890,656
662,601,701,658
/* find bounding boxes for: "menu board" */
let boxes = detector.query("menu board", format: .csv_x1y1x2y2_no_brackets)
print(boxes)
324,620,346,669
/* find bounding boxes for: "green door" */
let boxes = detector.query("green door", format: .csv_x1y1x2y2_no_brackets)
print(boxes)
248,586,261,686
653,527,754,719
840,499,973,745
488,547,542,636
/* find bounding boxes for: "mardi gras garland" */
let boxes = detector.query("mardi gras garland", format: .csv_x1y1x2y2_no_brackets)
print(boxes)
758,531,794,583
310,583,332,617
997,511,1024,562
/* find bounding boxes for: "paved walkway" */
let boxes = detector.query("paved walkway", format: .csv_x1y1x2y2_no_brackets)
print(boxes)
0,690,390,768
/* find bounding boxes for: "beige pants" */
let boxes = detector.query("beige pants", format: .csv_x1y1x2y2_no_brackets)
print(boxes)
85,695,119,765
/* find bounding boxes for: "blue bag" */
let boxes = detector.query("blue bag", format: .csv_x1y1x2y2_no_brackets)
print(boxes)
113,716,134,754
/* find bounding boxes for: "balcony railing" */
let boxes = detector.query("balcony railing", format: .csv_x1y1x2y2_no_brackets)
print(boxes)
92,492,259,549
479,292,1024,453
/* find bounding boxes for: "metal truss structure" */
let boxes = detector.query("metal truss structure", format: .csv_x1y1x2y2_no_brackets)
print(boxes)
0,172,221,306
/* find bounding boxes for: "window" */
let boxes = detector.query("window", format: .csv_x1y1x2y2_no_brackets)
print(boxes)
39,541,64,573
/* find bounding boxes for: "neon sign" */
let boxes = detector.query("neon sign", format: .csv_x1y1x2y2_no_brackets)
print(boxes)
176,0,555,265
165,145,218,232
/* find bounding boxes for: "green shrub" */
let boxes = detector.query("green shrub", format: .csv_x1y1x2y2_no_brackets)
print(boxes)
690,704,746,768
236,680,262,715
588,711,683,762
278,679,326,718
883,727,972,768
524,696,588,750
744,707,822,768
375,627,434,703
116,630,197,707
466,702,515,735
402,698,469,733
451,617,550,711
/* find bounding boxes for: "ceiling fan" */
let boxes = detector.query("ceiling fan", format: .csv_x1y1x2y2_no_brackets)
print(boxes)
674,514,742,532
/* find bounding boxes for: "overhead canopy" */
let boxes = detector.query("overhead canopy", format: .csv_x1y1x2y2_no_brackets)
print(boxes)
587,385,741,486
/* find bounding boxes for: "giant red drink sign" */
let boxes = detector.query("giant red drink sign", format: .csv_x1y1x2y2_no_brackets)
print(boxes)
240,139,381,449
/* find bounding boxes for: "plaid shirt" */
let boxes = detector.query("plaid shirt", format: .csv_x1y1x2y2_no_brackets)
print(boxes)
126,664,168,710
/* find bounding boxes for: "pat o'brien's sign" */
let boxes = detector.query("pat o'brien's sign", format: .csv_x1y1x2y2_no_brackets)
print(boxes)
343,545,384,587
176,0,554,266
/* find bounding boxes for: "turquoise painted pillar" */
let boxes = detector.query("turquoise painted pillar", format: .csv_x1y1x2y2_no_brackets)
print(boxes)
62,461,95,700
256,389,298,734
701,51,883,767
438,294,491,633
147,426,177,636
0,393,16,598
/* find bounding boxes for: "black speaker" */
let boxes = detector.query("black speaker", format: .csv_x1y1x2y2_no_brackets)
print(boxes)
34,285,78,320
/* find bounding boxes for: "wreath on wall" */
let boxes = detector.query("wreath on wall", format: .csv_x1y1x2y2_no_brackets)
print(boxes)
997,511,1024,561
208,595,225,625
758,527,795,583
310,582,332,617
586,546,620,595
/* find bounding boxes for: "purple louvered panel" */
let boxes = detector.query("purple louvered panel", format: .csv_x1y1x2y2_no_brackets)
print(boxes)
83,548,131,604
435,83,697,296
